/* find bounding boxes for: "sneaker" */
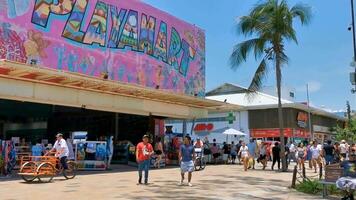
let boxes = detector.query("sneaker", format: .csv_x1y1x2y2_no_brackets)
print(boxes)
178,181,184,186
188,182,193,187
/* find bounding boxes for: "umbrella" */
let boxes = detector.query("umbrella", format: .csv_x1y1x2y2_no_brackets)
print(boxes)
222,128,246,143
222,128,246,136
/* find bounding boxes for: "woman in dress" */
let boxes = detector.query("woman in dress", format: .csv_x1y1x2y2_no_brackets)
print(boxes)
257,143,268,170
296,143,307,170
238,142,250,171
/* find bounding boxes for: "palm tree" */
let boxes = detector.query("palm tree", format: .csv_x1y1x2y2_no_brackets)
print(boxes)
230,0,311,171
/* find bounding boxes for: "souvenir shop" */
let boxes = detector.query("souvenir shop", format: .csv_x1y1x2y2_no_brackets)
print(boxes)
0,0,228,175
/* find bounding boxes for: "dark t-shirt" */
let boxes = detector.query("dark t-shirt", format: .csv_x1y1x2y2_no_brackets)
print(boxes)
323,144,334,156
272,146,281,158
223,144,230,154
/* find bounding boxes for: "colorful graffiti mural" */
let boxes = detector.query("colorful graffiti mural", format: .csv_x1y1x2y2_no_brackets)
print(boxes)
0,0,205,97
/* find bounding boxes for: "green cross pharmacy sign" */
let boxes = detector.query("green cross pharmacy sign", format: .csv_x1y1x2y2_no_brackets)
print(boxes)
226,112,236,124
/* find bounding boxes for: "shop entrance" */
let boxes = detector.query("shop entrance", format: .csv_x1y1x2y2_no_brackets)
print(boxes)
0,99,155,169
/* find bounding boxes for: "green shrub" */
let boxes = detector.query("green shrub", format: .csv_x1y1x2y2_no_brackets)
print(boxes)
296,179,322,194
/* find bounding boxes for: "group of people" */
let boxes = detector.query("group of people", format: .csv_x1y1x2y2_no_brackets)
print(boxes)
136,135,196,186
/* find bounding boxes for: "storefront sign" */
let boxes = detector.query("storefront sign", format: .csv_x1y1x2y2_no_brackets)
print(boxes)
194,123,214,132
0,0,206,97
297,112,308,128
250,128,310,138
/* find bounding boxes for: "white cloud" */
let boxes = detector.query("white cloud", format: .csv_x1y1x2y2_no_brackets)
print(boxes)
296,81,322,93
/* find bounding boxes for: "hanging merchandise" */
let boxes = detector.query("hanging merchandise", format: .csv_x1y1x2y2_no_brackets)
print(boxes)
75,141,107,170
0,140,3,175
1,141,16,176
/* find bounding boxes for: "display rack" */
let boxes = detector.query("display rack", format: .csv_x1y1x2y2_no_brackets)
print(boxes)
75,141,107,171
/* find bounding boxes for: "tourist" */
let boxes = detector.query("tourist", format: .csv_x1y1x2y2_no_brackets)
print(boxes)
154,137,164,168
46,133,69,170
271,142,281,171
222,142,230,164
210,142,220,164
136,134,154,185
194,137,204,148
296,143,307,170
340,140,348,161
334,142,341,163
247,139,256,169
323,140,334,165
306,141,313,169
230,141,238,164
284,144,290,169
236,140,243,164
310,141,322,173
257,142,268,170
238,142,249,171
288,141,296,164
179,136,196,187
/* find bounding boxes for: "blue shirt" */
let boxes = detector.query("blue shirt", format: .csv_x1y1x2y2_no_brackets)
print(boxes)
247,142,256,156
341,161,356,178
180,144,195,162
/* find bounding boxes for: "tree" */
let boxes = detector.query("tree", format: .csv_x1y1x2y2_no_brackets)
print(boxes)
230,0,311,171
335,119,356,142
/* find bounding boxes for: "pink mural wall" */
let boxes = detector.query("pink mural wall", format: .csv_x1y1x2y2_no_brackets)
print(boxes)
0,0,206,97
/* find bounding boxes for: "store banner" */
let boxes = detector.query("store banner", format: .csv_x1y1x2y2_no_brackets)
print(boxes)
0,0,206,97
250,128,310,138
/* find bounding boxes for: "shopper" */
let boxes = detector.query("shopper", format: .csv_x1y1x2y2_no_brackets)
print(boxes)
296,143,307,170
154,137,164,168
310,141,322,173
334,142,341,163
271,142,281,171
222,142,230,164
46,133,69,170
210,143,220,164
179,136,196,187
238,142,249,171
236,140,243,164
340,140,348,161
288,141,296,164
230,141,237,164
257,142,268,170
247,139,256,169
323,140,334,165
136,134,154,185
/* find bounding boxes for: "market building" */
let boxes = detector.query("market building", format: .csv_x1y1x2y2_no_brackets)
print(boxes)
0,0,228,172
166,83,346,144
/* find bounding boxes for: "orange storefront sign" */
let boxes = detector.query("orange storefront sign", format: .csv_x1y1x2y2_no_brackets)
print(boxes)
251,128,310,138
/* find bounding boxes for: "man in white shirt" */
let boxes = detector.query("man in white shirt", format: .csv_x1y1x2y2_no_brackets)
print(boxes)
47,133,69,170
340,140,348,160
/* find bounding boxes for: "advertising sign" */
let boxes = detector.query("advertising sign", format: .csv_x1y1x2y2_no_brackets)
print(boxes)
0,0,206,96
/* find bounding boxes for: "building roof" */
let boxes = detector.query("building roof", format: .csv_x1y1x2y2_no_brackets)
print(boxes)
0,60,239,116
206,83,346,121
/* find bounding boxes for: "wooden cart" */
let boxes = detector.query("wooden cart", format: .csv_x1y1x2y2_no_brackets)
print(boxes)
18,156,77,183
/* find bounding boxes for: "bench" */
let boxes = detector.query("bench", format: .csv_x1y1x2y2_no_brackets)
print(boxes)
319,180,336,198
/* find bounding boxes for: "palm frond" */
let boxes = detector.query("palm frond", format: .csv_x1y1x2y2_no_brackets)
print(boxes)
230,38,267,69
245,56,269,100
291,3,312,25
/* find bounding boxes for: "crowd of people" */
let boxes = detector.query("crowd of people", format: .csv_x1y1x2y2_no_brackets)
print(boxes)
135,135,356,187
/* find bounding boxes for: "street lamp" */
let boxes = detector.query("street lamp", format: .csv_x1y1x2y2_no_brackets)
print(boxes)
350,0,356,92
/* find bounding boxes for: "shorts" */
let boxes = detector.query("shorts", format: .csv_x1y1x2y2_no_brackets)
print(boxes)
155,150,162,155
181,161,194,173
231,155,237,160
258,154,266,161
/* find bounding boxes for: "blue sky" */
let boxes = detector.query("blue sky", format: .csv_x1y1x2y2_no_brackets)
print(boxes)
143,0,356,111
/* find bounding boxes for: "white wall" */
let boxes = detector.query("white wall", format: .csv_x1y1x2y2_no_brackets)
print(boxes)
165,111,249,144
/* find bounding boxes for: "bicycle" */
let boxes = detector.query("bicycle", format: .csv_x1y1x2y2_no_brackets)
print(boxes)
18,156,77,183
194,148,206,171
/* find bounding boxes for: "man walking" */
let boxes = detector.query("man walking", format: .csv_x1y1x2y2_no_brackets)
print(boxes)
247,139,256,169
271,142,281,171
179,136,196,187
136,135,153,185
323,140,334,165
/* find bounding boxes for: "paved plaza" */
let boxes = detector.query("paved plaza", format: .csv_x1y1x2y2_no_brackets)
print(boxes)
0,163,335,200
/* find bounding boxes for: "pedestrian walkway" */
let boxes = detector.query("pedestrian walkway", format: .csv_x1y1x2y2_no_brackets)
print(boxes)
0,164,335,200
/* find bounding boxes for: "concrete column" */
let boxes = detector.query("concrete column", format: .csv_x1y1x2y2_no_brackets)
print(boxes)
114,113,119,143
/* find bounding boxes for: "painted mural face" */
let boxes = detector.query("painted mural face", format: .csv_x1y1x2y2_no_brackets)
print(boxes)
0,0,206,97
